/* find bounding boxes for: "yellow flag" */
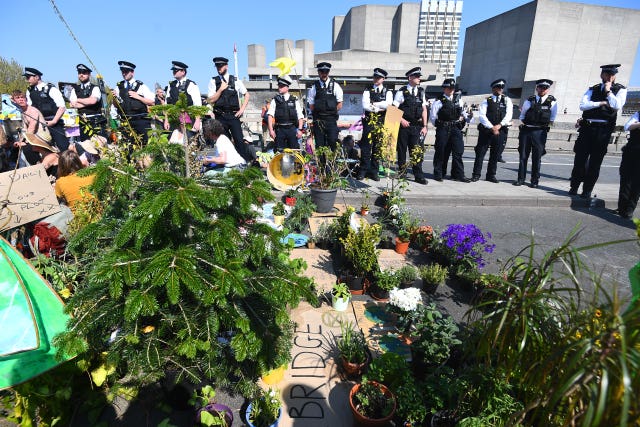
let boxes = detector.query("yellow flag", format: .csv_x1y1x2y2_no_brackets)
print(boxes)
269,57,296,77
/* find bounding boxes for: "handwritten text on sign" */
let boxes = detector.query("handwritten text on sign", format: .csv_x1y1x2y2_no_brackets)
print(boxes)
0,164,60,231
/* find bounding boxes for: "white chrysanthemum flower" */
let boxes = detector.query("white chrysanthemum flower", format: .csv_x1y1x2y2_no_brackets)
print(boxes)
389,287,422,312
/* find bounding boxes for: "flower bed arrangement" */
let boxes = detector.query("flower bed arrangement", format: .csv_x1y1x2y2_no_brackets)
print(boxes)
436,223,495,270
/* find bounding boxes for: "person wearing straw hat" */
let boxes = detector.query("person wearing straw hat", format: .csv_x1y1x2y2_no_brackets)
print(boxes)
23,132,60,180
69,64,106,141
569,64,628,199
114,60,155,145
359,68,393,181
267,75,304,152
24,67,69,152
75,134,105,166
207,56,253,163
308,62,343,151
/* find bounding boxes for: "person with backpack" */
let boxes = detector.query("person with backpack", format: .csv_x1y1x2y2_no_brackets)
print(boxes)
207,56,253,163
24,67,69,151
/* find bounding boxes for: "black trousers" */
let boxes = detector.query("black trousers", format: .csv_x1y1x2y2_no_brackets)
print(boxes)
48,122,70,152
517,127,547,184
618,141,640,216
312,117,338,151
125,117,151,147
217,112,253,162
275,126,299,151
361,114,383,177
397,125,425,179
434,125,464,180
570,126,611,193
473,128,506,179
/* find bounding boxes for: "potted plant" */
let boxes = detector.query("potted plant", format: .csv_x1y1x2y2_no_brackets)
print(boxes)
340,221,381,294
331,282,351,311
412,225,434,252
419,264,449,294
283,193,316,233
387,287,423,343
335,322,369,377
246,388,282,427
396,265,418,288
308,146,348,213
307,236,316,249
190,385,233,427
372,268,400,301
360,190,371,216
395,229,411,255
349,380,397,426
272,202,286,226
284,188,299,207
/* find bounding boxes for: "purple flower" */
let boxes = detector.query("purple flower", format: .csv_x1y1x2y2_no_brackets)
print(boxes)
439,224,494,269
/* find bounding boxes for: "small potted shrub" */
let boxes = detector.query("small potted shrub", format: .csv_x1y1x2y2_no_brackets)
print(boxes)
340,221,381,293
395,229,411,255
307,236,316,249
246,388,282,427
419,264,449,294
372,268,400,301
284,188,299,206
412,225,434,252
331,282,351,311
190,385,233,427
349,380,397,426
335,322,369,377
360,190,371,216
396,265,418,288
272,202,286,226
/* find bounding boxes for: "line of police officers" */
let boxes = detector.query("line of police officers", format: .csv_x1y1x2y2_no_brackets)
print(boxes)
18,61,637,219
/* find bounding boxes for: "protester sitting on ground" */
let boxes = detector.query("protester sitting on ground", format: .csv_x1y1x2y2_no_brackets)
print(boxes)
54,150,96,214
70,134,105,166
201,119,246,174
23,132,59,180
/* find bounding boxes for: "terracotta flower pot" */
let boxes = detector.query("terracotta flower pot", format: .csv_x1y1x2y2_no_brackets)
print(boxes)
395,237,409,255
349,381,397,426
341,355,368,377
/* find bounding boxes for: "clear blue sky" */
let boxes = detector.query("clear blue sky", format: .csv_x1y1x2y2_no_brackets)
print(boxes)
4,0,639,90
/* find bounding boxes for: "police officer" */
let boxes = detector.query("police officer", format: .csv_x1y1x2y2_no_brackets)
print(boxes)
164,61,202,133
69,64,106,141
360,68,393,181
472,79,512,183
570,64,627,198
207,57,252,163
617,111,640,219
24,67,69,151
514,79,557,187
430,78,469,182
308,62,343,151
393,67,428,184
267,75,304,152
114,61,155,145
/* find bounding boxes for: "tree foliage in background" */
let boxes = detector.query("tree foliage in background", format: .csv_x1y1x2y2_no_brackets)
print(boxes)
0,56,25,94
53,134,317,396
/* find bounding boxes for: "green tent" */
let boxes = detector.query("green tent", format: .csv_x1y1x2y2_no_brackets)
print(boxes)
0,237,73,390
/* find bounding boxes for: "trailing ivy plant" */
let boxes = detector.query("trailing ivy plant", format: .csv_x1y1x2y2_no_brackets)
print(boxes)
54,133,317,396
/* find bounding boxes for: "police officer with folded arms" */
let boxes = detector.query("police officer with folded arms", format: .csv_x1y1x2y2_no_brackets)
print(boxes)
513,79,557,188
430,78,469,182
570,64,627,198
267,75,304,152
69,64,106,141
24,67,69,151
360,68,393,181
114,60,155,145
164,61,202,133
472,78,512,183
308,62,343,151
617,111,640,219
208,57,252,162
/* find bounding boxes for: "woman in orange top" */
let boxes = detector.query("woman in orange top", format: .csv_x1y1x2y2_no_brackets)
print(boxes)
54,150,96,214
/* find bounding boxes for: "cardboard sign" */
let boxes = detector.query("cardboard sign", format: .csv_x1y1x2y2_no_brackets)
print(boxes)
0,165,60,231
382,105,403,161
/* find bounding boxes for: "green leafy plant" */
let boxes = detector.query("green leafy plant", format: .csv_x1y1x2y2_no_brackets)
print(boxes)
272,201,286,216
283,192,315,233
374,268,400,291
248,388,281,427
340,221,381,277
309,146,348,189
352,380,396,420
395,381,428,425
396,265,418,285
190,385,230,426
366,352,411,391
332,282,350,299
419,263,449,286
32,254,83,299
336,322,368,365
412,303,462,368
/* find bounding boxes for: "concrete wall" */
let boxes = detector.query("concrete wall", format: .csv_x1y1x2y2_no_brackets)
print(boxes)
296,40,315,77
393,3,421,54
333,15,350,50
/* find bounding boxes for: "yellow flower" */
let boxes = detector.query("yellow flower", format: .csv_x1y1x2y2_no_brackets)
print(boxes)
594,309,602,318
59,288,71,299
142,325,155,334
575,331,582,339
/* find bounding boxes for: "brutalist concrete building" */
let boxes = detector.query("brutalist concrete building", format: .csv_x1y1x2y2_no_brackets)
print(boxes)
457,0,640,111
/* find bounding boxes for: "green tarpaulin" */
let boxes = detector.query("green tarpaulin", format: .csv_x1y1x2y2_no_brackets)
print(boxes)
0,237,73,390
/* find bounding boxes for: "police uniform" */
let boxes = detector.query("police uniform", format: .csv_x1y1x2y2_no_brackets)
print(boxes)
570,64,628,198
70,63,106,141
360,68,393,181
164,61,202,132
430,78,468,182
513,79,557,187
115,61,154,145
618,111,640,219
24,67,70,151
267,76,304,151
207,56,252,163
308,62,343,151
472,79,513,182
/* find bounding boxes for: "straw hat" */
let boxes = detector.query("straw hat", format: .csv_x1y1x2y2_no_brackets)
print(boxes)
24,132,59,153
79,135,106,155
